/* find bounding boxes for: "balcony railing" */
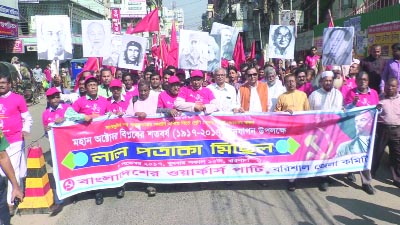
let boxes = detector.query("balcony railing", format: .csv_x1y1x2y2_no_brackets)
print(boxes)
347,0,399,17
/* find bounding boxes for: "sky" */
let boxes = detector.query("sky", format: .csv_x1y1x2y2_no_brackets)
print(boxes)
162,0,207,30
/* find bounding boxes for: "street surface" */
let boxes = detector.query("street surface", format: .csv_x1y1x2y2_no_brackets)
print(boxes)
11,99,400,225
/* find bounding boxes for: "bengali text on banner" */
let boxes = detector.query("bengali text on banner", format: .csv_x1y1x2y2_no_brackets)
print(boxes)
49,106,377,199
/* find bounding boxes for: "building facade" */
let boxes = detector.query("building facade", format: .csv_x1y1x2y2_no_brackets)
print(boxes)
1,0,107,66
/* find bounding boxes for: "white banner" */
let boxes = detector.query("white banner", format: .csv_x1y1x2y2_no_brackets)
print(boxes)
120,0,147,18
0,0,19,19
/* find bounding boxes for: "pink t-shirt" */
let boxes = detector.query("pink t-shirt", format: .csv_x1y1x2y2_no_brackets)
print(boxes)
42,103,70,128
72,95,109,116
305,55,320,69
0,92,29,143
157,91,178,109
344,88,379,107
340,77,356,99
106,96,131,114
44,68,52,82
125,85,138,99
297,82,314,97
126,92,158,115
177,86,215,104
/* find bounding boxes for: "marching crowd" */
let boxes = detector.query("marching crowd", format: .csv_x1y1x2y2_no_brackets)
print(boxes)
0,42,399,224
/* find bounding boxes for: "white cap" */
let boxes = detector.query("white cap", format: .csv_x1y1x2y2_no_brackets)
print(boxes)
332,65,341,71
290,61,297,66
321,71,334,78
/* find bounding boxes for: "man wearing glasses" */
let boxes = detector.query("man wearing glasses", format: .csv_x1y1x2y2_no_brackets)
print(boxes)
272,26,293,57
207,68,243,113
237,66,269,112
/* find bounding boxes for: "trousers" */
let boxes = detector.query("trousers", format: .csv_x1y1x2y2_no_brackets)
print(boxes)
372,123,400,183
0,177,10,225
0,142,26,205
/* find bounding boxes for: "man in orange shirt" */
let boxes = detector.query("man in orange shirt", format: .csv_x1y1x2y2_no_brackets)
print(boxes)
237,66,269,112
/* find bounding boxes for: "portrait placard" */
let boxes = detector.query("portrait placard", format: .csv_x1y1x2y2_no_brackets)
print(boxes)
118,35,147,70
82,20,111,57
322,27,354,66
268,25,295,59
207,35,221,72
36,15,73,60
210,22,239,60
178,29,209,71
102,34,123,67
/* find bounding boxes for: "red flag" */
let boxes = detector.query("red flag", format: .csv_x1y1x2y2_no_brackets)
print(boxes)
151,34,159,58
328,9,334,27
142,54,148,71
168,22,179,68
233,34,246,71
160,37,170,67
221,59,229,68
73,57,100,91
129,8,159,34
250,41,256,60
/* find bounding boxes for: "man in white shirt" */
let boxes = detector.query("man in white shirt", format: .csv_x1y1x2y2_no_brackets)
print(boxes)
207,68,243,113
265,67,286,112
309,71,343,112
308,71,343,191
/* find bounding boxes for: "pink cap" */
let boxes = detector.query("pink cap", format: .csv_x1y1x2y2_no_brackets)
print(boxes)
190,70,203,78
109,79,122,88
46,87,61,97
84,75,98,85
168,76,180,84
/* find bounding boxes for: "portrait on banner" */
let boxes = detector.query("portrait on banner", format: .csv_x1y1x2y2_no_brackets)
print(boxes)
102,34,123,67
322,27,354,66
36,15,73,60
207,35,221,72
336,110,375,157
268,25,295,59
118,35,147,70
210,22,239,60
178,29,209,71
82,20,111,57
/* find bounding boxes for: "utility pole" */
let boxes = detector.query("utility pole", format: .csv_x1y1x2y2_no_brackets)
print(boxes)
316,0,319,25
274,0,283,25
228,0,232,26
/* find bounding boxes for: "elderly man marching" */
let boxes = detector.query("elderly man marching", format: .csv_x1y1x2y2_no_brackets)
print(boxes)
308,71,344,191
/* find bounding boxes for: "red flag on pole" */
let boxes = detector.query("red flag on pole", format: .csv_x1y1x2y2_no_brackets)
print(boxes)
169,22,179,67
250,40,256,60
73,57,100,91
128,8,160,34
151,34,159,58
233,34,246,71
160,37,170,67
328,9,334,27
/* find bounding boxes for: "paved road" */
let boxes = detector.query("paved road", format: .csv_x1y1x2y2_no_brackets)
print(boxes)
11,99,400,225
